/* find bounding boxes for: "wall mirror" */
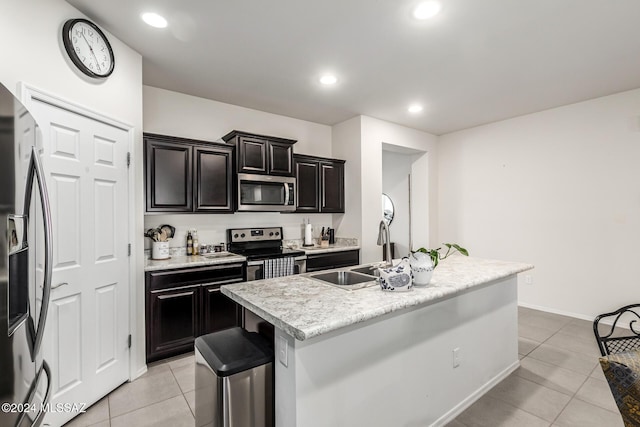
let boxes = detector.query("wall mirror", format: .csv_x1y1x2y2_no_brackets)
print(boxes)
382,193,394,224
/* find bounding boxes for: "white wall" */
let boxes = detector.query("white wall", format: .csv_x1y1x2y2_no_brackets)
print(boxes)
0,0,146,378
143,86,334,247
438,88,640,319
144,213,332,252
144,86,332,157
359,116,438,263
331,116,362,243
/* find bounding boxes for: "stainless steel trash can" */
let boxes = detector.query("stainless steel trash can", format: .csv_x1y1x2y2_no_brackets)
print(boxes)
195,327,274,427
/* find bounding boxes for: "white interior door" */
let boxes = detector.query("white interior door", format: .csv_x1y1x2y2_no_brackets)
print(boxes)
23,91,131,427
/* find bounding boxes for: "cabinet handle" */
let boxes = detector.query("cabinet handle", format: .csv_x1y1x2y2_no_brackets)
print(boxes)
201,278,245,287
158,291,195,300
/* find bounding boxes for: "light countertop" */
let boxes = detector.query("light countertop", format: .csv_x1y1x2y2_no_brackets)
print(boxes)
299,243,360,254
144,253,246,271
221,256,533,341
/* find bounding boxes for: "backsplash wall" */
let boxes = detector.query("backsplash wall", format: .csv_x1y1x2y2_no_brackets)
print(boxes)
143,212,334,251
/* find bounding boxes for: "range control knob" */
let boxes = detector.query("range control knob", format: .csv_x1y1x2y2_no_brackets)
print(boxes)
269,232,274,236
275,231,280,236
233,233,239,238
240,233,246,238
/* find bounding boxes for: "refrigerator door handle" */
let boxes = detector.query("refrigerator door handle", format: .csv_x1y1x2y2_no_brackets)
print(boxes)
23,146,53,362
15,359,52,427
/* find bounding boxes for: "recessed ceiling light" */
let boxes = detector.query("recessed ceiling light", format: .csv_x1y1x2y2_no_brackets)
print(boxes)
142,12,168,28
413,1,442,20
319,74,338,85
408,104,423,113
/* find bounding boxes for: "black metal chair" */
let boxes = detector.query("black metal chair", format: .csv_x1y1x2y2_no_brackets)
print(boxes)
593,304,640,356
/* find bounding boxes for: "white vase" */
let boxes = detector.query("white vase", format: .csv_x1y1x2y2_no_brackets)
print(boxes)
409,251,434,286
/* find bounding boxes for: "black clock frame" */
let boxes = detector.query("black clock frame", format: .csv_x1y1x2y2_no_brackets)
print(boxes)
62,18,115,79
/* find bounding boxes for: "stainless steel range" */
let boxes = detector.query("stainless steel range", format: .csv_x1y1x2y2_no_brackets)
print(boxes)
227,227,306,281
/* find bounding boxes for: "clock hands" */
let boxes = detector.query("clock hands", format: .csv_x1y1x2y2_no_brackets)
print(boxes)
81,32,102,72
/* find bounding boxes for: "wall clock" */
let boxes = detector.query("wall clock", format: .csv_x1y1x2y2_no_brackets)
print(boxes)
62,18,115,79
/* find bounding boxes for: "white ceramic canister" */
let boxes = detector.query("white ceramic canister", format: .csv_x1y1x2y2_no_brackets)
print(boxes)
378,258,413,292
152,241,170,260
409,251,434,286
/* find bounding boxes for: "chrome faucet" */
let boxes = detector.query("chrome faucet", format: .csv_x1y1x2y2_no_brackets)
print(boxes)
377,220,392,267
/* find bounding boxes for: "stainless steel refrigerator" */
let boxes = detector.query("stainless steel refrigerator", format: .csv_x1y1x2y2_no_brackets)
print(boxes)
0,82,53,427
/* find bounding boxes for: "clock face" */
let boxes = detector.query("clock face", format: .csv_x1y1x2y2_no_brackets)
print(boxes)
62,19,114,78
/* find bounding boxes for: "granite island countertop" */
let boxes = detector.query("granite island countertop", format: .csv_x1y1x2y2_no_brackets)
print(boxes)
221,256,533,341
144,252,246,271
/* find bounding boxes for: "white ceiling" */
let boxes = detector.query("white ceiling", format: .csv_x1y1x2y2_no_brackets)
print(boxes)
66,0,640,135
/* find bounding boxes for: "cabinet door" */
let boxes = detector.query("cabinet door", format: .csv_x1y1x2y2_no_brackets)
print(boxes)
320,161,345,213
294,157,320,212
201,285,242,335
145,138,193,212
238,136,267,174
194,145,233,212
268,141,293,176
147,285,200,362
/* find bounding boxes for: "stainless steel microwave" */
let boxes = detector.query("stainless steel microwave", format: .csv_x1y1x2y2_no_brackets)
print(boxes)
237,173,296,212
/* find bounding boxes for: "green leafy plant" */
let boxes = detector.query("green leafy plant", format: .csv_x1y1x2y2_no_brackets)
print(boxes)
414,243,469,268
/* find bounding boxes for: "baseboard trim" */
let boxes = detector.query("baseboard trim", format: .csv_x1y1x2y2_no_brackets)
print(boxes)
517,302,594,322
132,365,148,381
431,359,521,427
518,302,631,329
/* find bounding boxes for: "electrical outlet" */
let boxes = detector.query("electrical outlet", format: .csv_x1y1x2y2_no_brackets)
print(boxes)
278,336,288,367
524,275,533,285
453,347,461,368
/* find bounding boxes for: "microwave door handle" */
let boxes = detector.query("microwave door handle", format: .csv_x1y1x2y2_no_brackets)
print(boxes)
22,146,53,361
284,182,290,205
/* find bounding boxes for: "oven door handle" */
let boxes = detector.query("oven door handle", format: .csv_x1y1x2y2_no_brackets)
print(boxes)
247,260,265,267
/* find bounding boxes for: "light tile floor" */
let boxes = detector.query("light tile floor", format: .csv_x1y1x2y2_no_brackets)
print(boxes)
64,307,623,427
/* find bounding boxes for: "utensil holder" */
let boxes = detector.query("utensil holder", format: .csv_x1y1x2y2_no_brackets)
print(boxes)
152,241,170,260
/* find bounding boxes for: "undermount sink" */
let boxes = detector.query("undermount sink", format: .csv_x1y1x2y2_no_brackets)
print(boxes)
201,252,238,259
310,271,377,290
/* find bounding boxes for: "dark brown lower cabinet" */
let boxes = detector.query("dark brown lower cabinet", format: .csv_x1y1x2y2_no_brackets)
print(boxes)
147,285,200,361
146,263,245,362
305,250,360,272
201,285,242,334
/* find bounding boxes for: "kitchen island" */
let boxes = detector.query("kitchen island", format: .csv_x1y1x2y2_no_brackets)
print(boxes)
222,256,533,427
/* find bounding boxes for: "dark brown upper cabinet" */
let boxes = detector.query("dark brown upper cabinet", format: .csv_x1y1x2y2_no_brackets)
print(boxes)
222,130,296,176
145,133,234,213
194,146,233,212
294,156,320,212
293,154,345,213
145,136,193,212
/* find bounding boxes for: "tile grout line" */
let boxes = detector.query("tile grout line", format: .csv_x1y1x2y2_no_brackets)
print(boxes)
524,318,622,426
168,356,196,421
107,359,183,424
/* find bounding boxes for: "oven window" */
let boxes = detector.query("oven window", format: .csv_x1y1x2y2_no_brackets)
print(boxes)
240,181,285,206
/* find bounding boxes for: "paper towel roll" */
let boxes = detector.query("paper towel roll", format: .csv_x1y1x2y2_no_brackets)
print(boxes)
304,223,313,246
